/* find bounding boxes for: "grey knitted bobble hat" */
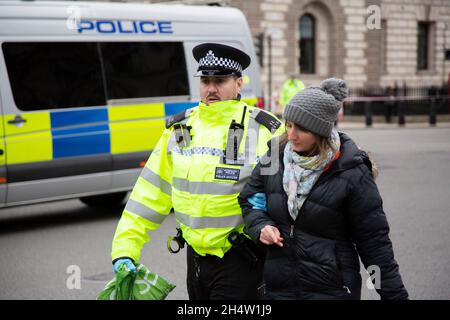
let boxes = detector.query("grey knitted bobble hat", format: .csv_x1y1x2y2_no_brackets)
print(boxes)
283,78,348,137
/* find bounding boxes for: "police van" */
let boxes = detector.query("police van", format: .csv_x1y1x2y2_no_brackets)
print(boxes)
0,0,263,208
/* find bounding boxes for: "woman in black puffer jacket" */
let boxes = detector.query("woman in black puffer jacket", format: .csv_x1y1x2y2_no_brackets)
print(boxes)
238,78,408,300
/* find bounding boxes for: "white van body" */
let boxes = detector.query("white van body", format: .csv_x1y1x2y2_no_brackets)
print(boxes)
0,0,262,207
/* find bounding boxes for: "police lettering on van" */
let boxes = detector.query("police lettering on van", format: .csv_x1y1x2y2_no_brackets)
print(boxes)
77,20,174,34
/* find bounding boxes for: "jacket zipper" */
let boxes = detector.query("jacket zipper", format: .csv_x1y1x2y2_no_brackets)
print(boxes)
282,156,350,293
288,167,345,238
293,173,352,295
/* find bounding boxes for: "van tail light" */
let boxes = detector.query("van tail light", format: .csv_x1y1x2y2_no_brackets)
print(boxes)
257,96,264,109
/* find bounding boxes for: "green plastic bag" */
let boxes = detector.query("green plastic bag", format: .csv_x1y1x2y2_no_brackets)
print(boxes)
97,264,176,300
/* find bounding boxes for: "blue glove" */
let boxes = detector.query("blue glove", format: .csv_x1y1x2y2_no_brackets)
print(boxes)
248,193,267,212
113,258,137,274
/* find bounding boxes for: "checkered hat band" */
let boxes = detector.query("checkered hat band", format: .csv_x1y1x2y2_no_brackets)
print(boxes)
199,56,243,73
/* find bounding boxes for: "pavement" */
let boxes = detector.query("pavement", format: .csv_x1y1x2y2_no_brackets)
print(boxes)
0,124,449,300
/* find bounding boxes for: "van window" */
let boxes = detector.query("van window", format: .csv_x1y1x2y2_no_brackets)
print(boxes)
100,42,189,100
2,42,106,111
2,41,190,111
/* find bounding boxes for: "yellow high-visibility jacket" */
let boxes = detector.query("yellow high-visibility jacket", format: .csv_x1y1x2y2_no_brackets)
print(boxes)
111,100,284,262
279,79,305,109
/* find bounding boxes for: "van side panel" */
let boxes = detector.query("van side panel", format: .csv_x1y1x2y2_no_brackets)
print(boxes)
3,112,52,164
0,94,6,206
108,103,165,154
108,100,197,157
3,108,113,204
7,172,112,206
50,108,110,158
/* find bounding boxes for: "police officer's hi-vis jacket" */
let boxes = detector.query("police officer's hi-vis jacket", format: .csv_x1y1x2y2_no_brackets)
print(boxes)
111,100,283,261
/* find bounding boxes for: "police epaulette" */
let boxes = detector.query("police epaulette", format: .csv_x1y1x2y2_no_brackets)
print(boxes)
165,111,186,129
166,108,196,129
254,109,282,132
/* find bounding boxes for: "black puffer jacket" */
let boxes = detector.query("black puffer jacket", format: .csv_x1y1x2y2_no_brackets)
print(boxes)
238,133,408,300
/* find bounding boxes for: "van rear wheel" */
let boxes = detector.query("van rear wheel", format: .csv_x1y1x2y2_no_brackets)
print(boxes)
79,192,128,208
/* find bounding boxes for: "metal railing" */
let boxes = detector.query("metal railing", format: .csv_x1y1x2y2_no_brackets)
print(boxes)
343,83,450,126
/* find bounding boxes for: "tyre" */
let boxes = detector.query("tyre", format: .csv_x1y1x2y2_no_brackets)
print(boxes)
79,191,128,208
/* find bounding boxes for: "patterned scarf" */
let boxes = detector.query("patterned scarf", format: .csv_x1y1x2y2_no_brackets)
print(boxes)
282,129,341,221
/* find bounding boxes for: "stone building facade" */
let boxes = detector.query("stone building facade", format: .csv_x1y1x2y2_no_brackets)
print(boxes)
93,0,450,103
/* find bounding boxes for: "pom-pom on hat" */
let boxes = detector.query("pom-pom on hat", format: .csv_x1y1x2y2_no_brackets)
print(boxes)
283,78,348,137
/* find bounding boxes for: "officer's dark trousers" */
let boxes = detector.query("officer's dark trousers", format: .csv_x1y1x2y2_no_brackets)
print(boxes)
186,245,263,300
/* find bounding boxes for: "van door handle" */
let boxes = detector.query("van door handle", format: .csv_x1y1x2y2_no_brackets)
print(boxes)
8,115,27,125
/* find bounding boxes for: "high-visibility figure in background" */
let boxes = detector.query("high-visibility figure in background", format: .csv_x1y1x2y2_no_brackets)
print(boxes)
111,43,284,300
279,73,305,112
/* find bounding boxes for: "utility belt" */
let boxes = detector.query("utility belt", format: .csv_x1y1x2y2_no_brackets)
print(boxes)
227,231,265,268
168,228,265,267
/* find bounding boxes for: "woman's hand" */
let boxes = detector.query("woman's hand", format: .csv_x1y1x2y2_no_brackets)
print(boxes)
260,225,284,247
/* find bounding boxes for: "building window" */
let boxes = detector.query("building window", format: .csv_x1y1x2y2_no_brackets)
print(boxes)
299,14,316,74
417,22,430,71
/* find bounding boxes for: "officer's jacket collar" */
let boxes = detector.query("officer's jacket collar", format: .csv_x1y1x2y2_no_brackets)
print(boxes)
198,99,247,123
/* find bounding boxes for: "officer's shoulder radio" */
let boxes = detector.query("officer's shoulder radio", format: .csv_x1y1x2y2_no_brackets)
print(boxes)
224,106,246,165
224,107,282,165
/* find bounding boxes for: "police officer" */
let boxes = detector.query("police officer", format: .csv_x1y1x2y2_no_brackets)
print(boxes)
279,72,305,112
111,43,283,300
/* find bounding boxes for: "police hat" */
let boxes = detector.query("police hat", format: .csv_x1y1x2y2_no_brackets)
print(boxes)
193,43,251,77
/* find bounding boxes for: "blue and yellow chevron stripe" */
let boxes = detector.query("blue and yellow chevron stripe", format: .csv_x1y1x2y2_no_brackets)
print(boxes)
1,101,199,165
